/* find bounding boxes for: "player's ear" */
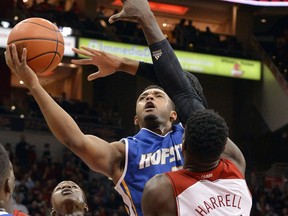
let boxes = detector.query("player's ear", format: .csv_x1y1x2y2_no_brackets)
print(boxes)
50,208,56,216
182,134,186,152
134,115,138,125
84,204,89,212
170,111,177,121
5,176,13,196
4,179,11,195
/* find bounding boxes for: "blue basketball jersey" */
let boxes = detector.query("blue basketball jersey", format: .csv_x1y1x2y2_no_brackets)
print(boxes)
114,123,184,216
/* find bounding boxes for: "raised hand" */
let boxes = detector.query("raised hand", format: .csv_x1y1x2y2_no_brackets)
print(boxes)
109,0,152,24
109,0,164,45
71,46,122,81
5,44,39,88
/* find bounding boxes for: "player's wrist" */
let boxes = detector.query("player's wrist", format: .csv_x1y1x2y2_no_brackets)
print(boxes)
119,57,139,75
138,13,165,45
28,82,42,93
138,11,155,28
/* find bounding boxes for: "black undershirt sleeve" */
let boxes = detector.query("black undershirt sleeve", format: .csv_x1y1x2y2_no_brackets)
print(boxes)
137,61,159,84
136,39,205,125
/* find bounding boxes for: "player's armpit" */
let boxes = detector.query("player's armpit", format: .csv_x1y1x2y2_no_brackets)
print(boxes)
221,138,246,175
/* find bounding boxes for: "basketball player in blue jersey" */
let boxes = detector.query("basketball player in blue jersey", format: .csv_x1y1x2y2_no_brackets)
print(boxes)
5,1,245,216
72,0,246,214
6,44,192,215
5,5,205,216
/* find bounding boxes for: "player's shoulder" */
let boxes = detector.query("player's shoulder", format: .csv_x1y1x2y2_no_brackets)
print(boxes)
110,140,125,153
143,173,175,214
13,209,28,216
173,122,184,131
145,173,171,194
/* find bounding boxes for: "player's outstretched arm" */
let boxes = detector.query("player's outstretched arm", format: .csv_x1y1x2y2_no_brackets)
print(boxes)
5,45,123,180
72,0,206,124
72,45,165,84
109,0,205,123
71,46,139,81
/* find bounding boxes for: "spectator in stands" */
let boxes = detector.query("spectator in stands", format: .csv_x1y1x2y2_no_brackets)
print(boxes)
282,207,288,216
70,1,81,15
113,9,125,36
15,134,30,171
201,26,221,48
105,192,122,213
4,142,14,163
55,0,66,26
66,1,81,28
13,0,30,20
172,18,186,49
55,0,65,12
256,193,271,215
42,142,52,164
96,6,106,19
27,145,37,166
183,19,197,49
30,0,55,21
13,195,29,215
33,0,54,12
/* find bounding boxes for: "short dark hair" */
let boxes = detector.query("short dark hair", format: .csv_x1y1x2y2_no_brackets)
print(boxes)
184,110,228,162
0,144,10,186
143,85,164,92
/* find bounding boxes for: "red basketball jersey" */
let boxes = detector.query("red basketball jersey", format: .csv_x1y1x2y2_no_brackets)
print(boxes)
166,159,252,216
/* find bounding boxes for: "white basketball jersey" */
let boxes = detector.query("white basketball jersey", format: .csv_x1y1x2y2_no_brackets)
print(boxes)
166,159,252,216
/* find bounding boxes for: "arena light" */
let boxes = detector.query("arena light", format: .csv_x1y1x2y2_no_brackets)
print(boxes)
111,0,189,15
1,21,10,28
221,0,288,6
59,26,73,36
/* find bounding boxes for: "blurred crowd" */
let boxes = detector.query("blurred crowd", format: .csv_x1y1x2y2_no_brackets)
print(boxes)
251,184,288,215
0,90,123,128
1,0,250,59
268,28,288,81
3,136,128,216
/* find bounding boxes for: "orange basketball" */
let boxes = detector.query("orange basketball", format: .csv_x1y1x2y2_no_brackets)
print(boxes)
7,17,64,74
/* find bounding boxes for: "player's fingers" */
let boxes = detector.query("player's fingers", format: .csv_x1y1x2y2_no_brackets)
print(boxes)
71,58,92,65
80,46,102,56
11,44,20,65
20,48,29,72
72,47,94,57
21,48,27,63
4,46,12,66
109,11,124,23
87,71,102,81
72,47,81,54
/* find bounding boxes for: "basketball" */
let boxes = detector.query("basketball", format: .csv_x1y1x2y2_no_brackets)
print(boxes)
7,17,65,75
